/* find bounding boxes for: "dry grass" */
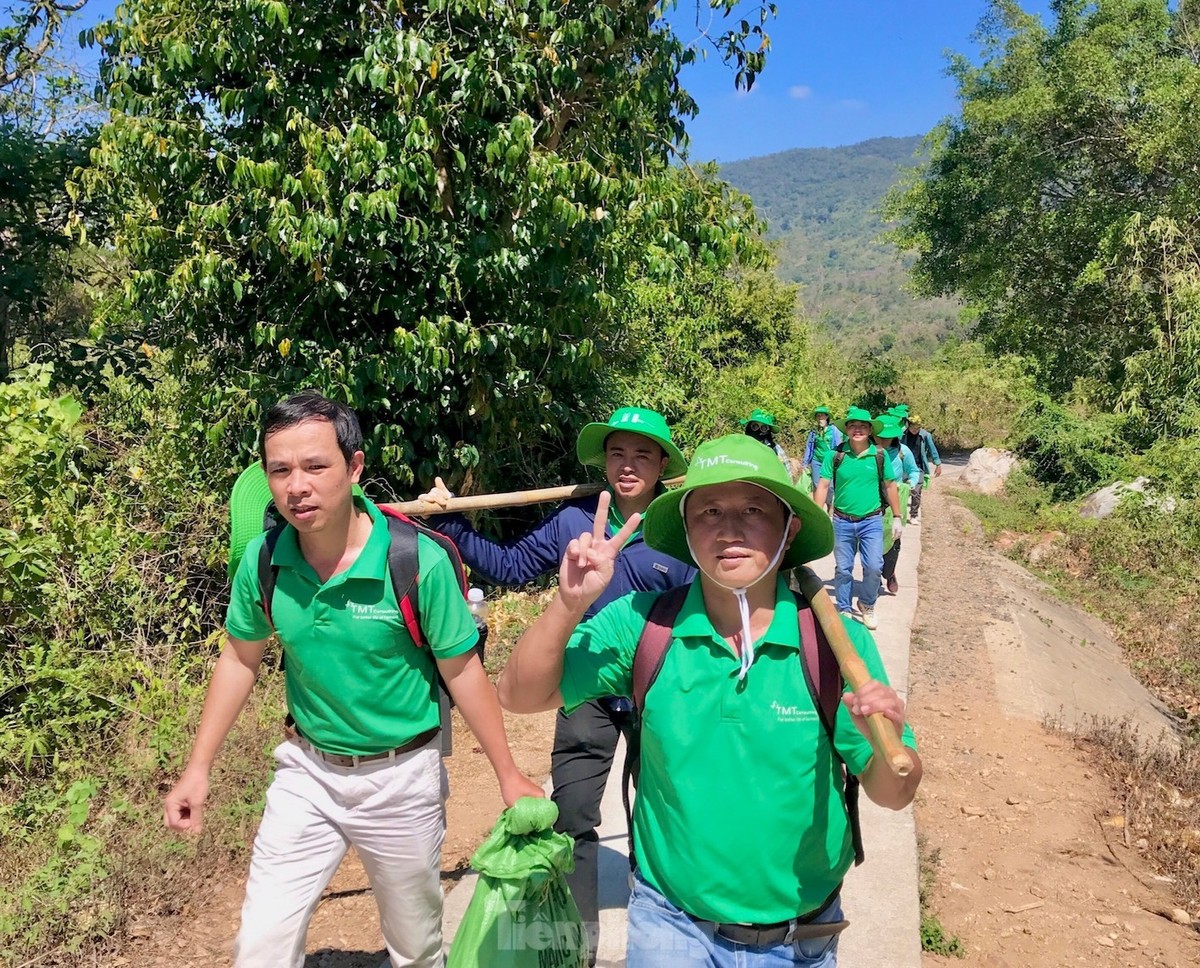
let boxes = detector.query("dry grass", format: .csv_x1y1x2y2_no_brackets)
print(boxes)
1072,718,1200,914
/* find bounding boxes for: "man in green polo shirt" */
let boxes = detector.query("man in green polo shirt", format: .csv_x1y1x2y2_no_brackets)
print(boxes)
497,434,922,967
163,392,542,968
812,406,902,631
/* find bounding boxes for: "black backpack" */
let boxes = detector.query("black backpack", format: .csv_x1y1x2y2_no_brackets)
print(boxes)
619,585,864,870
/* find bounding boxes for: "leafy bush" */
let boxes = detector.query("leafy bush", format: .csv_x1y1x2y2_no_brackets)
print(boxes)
1011,398,1133,500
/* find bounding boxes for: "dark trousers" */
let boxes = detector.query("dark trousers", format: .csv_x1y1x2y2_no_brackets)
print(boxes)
910,475,924,516
882,534,902,581
551,698,633,967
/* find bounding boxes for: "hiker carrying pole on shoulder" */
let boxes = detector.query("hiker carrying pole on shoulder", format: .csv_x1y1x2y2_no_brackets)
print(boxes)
497,434,922,968
876,415,920,597
163,392,542,968
900,413,941,522
812,406,902,632
416,406,695,967
803,406,843,510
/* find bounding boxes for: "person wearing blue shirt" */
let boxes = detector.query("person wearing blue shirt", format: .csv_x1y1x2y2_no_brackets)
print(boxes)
417,407,694,966
901,414,942,522
877,417,920,596
803,406,843,508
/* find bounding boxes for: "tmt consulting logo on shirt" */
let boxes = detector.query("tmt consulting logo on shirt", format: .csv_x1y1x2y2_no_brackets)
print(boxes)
347,601,401,622
770,699,818,724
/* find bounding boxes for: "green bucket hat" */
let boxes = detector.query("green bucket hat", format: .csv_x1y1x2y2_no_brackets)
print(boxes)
227,462,366,577
812,405,832,417
643,434,833,569
229,463,274,577
834,405,884,436
576,407,687,478
738,408,778,429
875,416,905,440
889,404,910,418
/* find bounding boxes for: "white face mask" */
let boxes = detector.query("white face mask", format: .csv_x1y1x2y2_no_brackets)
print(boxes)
681,488,794,681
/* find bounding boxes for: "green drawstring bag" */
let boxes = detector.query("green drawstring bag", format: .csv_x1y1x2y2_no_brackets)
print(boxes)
446,798,587,968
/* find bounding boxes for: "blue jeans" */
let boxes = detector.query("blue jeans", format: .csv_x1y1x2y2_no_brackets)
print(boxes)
833,514,884,613
626,874,843,968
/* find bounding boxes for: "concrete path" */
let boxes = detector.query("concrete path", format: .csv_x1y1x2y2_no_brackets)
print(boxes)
444,516,926,966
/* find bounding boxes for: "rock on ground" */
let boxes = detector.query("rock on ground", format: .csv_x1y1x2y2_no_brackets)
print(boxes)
959,448,1018,495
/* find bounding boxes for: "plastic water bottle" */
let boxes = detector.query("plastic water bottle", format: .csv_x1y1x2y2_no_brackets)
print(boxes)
467,587,489,634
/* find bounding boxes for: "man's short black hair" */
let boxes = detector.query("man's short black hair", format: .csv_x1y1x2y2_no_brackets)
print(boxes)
260,391,363,465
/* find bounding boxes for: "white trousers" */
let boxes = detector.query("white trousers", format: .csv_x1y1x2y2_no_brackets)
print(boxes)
234,737,447,968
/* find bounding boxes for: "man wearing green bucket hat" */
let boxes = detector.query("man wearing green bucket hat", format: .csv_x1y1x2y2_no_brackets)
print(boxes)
417,405,693,965
876,416,921,596
497,434,921,967
739,407,789,463
802,406,843,509
812,406,902,631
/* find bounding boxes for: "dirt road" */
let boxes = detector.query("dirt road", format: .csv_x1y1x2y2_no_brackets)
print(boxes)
911,468,1198,967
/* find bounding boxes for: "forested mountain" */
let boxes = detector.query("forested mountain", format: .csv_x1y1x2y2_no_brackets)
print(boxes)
721,136,963,355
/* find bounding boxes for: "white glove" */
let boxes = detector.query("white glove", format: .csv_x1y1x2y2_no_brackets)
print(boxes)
891,518,903,543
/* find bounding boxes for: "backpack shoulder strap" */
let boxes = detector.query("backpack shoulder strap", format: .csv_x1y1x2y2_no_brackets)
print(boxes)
381,510,423,646
832,448,847,485
631,584,691,716
794,592,865,866
379,506,471,649
256,521,288,628
875,447,889,512
623,583,691,871
796,602,843,732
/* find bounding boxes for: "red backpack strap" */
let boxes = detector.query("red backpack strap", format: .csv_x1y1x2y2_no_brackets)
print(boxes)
797,605,843,732
623,583,691,871
378,506,470,649
631,584,691,716
795,593,865,866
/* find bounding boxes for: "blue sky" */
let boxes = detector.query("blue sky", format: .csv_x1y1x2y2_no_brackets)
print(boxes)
70,1,1054,162
668,1,1053,162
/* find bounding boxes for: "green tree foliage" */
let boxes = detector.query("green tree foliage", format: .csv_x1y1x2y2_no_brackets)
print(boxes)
888,0,1200,428
78,0,775,490
0,124,87,376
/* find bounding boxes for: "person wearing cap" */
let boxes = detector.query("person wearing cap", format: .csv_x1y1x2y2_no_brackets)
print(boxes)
876,417,921,596
164,392,542,968
802,406,843,509
901,414,942,522
739,407,789,463
496,434,922,967
812,406,902,631
417,406,694,965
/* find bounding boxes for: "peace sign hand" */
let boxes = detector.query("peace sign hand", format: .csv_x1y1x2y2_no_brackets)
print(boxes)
558,491,641,615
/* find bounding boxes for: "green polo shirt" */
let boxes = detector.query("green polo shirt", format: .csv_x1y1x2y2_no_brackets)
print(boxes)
812,426,838,466
226,496,478,756
559,577,917,924
820,444,898,517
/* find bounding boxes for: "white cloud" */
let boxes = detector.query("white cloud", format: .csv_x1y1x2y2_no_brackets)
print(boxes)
835,98,868,111
788,85,813,100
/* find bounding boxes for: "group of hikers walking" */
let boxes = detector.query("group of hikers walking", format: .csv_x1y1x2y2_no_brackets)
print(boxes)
163,392,927,968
